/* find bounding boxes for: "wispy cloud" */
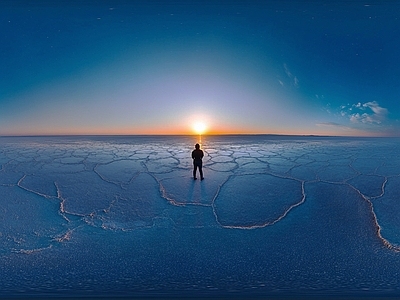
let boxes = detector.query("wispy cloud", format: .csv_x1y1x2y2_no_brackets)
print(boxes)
340,101,388,124
316,122,354,131
282,63,299,88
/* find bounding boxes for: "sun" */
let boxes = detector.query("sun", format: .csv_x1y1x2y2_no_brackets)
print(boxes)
193,122,207,135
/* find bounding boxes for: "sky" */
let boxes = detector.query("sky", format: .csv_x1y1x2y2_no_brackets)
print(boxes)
1,0,400,136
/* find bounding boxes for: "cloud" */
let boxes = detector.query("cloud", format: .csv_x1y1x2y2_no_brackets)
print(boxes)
294,76,299,88
354,102,362,109
283,63,292,78
283,63,299,88
341,101,388,124
316,122,354,131
364,101,388,116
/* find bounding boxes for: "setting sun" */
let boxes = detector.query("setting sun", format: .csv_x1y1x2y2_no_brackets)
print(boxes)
193,122,207,135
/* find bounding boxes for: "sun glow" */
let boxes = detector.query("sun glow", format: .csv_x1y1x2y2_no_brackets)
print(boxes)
193,122,207,135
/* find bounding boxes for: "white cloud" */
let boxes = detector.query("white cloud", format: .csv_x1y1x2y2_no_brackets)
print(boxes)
341,101,388,125
283,63,299,88
294,76,299,88
354,102,363,109
284,63,292,78
364,101,388,116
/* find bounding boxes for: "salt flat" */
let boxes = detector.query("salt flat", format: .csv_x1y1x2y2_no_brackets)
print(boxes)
1,135,400,299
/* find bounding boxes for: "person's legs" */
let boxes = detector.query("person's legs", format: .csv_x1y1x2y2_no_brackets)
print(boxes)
193,163,198,179
199,163,203,180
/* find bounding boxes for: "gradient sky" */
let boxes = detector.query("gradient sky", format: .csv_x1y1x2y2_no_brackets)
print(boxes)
2,1,400,136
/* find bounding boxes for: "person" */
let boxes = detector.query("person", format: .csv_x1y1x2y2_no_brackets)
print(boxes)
192,143,204,180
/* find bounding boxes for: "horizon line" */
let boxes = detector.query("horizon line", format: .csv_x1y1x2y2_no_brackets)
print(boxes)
0,133,397,138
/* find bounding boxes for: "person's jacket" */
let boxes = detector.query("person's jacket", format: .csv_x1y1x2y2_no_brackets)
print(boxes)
192,149,204,161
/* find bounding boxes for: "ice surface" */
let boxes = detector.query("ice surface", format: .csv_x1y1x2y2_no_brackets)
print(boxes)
214,174,304,228
1,135,400,298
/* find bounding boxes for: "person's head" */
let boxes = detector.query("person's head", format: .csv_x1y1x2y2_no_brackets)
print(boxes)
195,143,200,149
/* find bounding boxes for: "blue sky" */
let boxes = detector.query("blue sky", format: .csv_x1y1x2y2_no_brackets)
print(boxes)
1,1,400,136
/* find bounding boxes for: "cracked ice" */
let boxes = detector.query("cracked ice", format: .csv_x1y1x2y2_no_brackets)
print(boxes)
1,135,400,253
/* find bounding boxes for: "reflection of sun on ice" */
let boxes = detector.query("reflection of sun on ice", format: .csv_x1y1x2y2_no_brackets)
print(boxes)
193,122,207,135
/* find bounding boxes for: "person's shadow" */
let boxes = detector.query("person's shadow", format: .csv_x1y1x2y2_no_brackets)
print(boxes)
186,176,208,205
187,178,196,203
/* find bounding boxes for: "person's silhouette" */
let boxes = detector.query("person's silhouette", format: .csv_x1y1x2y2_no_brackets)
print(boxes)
192,143,204,180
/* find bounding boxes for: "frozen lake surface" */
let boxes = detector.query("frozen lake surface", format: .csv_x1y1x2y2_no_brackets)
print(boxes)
1,135,400,299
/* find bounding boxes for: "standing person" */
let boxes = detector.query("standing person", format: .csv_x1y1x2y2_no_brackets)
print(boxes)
192,143,204,180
